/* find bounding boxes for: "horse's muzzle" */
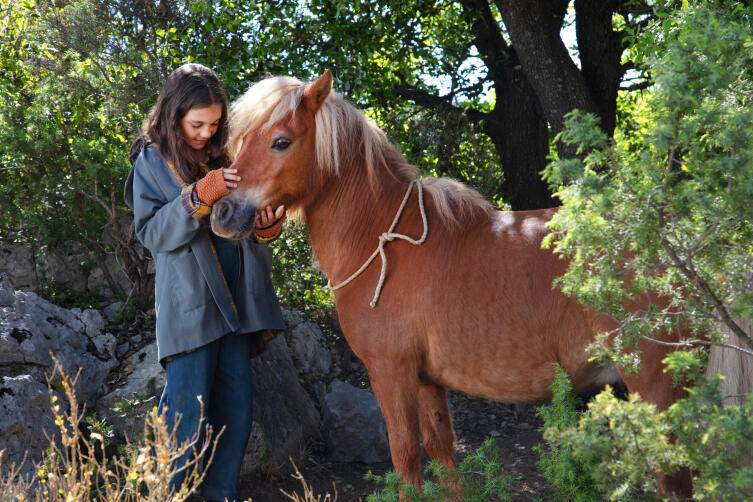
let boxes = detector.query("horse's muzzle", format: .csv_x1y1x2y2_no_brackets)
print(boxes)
210,197,258,240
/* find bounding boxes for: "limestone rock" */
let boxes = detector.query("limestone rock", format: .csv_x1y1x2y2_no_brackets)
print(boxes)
0,273,15,306
0,284,118,477
0,375,64,478
97,342,165,442
0,240,37,292
0,291,117,404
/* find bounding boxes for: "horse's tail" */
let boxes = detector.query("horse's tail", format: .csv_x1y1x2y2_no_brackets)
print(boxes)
706,318,753,405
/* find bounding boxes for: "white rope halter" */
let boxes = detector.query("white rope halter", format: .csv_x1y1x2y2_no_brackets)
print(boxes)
327,179,429,307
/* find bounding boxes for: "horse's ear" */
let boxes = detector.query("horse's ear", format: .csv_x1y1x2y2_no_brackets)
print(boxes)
264,72,273,79
302,69,332,113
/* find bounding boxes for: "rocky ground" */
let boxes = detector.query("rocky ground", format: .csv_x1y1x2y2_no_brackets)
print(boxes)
241,392,553,501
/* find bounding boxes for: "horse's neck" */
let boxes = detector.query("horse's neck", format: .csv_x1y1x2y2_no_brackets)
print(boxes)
305,167,410,284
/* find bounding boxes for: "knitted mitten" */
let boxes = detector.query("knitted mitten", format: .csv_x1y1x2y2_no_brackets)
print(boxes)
254,214,286,242
195,169,229,205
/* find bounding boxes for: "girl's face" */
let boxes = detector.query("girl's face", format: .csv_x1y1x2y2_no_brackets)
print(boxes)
180,103,223,151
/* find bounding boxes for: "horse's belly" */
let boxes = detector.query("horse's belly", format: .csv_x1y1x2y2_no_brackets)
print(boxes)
421,321,610,403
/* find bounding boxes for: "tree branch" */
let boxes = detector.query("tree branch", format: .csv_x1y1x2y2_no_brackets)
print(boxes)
642,336,753,359
619,80,653,92
392,84,492,127
445,80,488,100
460,0,514,77
69,184,113,219
727,85,753,99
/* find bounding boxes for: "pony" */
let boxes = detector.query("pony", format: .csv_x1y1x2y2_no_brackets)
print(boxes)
212,70,721,497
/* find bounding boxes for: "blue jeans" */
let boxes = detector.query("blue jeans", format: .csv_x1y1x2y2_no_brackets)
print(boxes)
159,332,253,502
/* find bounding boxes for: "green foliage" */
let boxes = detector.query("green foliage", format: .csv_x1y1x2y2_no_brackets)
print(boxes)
537,365,753,501
543,1,753,368
373,103,506,208
83,412,115,447
666,370,753,500
365,439,518,501
111,392,156,419
270,221,334,314
40,278,99,309
535,365,603,502
542,380,685,502
112,300,139,324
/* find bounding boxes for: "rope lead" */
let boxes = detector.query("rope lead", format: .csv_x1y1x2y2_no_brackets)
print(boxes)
327,179,429,307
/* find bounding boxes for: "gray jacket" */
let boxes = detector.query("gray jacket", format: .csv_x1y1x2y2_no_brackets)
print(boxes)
124,144,284,363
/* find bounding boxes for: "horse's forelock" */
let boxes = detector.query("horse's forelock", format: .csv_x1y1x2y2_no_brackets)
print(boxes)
228,76,305,160
229,75,398,183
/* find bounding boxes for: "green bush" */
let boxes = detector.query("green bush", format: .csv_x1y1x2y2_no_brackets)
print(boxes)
535,366,603,502
270,220,334,315
537,362,753,501
538,3,753,499
365,439,518,501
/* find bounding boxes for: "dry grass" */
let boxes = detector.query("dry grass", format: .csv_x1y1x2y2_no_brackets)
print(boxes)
280,460,338,502
0,356,222,501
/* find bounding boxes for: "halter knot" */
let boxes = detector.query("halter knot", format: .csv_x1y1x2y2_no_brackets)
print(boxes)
327,179,429,307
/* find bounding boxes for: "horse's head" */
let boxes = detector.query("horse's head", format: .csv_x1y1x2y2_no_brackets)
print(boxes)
210,70,333,239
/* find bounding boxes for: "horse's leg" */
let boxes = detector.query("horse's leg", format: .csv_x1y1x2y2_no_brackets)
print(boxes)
418,381,460,498
368,363,423,488
418,381,456,471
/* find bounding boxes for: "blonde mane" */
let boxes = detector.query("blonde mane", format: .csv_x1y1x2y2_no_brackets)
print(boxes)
228,75,493,229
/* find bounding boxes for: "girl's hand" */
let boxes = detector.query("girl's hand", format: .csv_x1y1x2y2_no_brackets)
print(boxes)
256,205,286,228
222,168,241,189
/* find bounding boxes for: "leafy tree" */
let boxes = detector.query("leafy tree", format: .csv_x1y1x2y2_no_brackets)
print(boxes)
544,1,753,361
264,0,655,209
538,2,753,499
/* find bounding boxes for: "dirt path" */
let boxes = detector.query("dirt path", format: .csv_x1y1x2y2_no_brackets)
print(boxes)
241,392,554,501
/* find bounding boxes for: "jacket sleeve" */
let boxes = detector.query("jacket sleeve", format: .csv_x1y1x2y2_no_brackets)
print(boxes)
130,151,204,254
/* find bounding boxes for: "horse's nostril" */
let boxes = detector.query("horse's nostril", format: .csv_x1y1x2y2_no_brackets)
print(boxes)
216,199,234,226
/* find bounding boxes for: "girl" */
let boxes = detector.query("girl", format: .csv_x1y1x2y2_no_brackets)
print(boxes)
124,63,285,501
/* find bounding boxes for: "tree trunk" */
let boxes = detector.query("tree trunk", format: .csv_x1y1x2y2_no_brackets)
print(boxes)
496,0,598,159
575,0,625,137
485,70,556,210
461,0,557,209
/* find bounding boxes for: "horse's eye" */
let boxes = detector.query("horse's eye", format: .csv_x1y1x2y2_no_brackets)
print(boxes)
272,137,291,151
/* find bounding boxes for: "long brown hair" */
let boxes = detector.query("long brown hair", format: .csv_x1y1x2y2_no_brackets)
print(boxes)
130,63,230,183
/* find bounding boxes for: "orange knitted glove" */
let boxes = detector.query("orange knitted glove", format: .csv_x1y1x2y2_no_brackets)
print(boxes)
195,168,229,205
254,214,286,242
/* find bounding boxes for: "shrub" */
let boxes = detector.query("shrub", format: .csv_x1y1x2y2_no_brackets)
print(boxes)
538,2,753,499
0,356,221,501
365,439,518,501
535,365,603,502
